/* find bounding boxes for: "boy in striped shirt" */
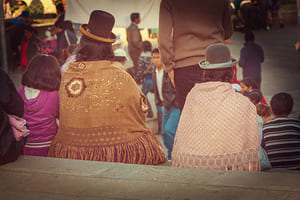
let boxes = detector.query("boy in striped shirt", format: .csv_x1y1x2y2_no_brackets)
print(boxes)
263,93,300,170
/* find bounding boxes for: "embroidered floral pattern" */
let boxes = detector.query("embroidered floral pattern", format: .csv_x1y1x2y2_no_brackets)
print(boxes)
69,62,87,72
65,77,87,98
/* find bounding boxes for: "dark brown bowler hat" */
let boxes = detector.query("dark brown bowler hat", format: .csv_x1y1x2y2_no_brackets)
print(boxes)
199,43,237,69
80,10,116,43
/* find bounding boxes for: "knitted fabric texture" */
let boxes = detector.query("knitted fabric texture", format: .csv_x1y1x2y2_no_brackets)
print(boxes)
48,60,166,165
171,82,260,171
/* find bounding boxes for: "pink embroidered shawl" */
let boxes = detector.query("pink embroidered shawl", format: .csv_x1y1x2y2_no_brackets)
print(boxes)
171,82,260,171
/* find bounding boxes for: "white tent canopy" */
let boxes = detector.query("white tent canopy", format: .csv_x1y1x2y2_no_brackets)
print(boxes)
65,0,160,28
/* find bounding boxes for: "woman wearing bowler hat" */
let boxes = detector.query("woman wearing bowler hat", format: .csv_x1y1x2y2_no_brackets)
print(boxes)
171,44,260,171
48,10,166,165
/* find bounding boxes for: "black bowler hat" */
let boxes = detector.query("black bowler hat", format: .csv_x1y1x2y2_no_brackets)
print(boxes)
80,10,116,43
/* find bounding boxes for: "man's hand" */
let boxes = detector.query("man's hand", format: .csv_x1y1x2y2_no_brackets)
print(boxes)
168,69,175,88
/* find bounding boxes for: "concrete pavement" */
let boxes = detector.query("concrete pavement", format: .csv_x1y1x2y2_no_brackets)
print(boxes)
1,156,300,200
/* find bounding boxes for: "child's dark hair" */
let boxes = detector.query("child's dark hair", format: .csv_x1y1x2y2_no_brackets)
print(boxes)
152,48,159,55
244,89,262,104
143,41,152,52
241,78,258,89
270,93,294,116
22,55,61,91
256,104,272,118
130,13,140,22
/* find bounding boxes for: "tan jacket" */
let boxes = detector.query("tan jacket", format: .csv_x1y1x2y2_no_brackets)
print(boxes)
159,0,233,72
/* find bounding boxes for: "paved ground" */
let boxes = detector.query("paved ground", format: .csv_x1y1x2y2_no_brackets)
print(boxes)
1,156,300,200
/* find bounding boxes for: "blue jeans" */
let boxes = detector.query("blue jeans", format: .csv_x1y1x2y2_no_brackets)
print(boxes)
162,106,181,160
141,76,154,114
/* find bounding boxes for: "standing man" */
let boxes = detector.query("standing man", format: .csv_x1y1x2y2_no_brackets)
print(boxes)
159,0,233,111
127,12,143,75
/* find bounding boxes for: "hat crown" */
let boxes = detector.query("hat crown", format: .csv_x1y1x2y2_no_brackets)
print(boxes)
205,44,231,64
87,10,115,39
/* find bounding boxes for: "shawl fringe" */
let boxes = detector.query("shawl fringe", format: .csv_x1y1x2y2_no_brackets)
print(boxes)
48,134,166,165
171,149,260,172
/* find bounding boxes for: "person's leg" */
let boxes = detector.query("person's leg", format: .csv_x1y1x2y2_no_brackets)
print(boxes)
156,106,163,134
142,78,154,117
131,52,140,71
161,106,181,160
162,107,169,136
277,9,284,27
174,65,203,112
128,50,138,76
267,9,273,27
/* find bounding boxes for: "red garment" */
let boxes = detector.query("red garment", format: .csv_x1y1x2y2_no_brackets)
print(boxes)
20,40,30,66
231,65,239,84
261,95,268,105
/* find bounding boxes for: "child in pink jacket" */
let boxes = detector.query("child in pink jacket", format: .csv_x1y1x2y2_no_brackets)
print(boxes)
18,55,61,156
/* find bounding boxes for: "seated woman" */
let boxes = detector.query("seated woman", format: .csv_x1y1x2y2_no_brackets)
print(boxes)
171,44,260,171
48,10,166,165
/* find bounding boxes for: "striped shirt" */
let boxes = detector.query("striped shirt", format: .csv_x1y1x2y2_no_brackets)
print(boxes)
263,118,300,170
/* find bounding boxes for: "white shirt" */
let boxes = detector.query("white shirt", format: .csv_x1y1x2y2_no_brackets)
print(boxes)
155,68,164,101
24,86,40,100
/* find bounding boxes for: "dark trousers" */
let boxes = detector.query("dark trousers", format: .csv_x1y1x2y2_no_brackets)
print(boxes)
174,65,204,112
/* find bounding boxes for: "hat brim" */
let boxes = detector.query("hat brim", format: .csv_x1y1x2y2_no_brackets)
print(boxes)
80,24,116,43
199,58,237,69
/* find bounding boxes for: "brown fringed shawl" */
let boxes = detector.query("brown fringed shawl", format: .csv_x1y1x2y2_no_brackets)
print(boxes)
48,60,166,165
